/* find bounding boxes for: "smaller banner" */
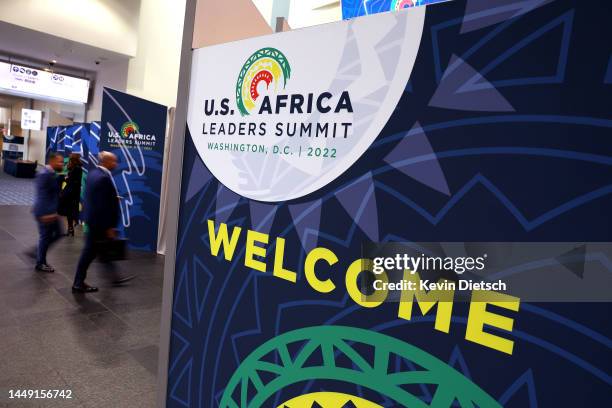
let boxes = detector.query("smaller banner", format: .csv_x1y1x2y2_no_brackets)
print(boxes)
342,0,449,19
100,87,167,252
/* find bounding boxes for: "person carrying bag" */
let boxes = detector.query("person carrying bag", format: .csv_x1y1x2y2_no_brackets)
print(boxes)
72,151,134,293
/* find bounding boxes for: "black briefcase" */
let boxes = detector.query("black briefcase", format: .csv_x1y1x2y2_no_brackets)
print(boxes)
97,238,128,262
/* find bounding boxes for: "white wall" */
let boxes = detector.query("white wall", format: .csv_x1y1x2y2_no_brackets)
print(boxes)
0,0,186,124
0,0,140,57
125,0,186,108
87,59,130,121
252,0,275,26
192,0,273,48
14,0,188,119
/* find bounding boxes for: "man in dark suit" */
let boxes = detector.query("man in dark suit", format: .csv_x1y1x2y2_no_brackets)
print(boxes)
72,151,133,293
32,152,65,272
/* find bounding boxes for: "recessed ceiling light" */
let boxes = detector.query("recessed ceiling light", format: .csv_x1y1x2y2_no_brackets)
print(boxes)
51,60,57,64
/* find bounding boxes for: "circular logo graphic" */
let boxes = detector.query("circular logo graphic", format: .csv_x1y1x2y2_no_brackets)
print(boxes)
219,326,501,407
235,47,291,116
121,121,139,138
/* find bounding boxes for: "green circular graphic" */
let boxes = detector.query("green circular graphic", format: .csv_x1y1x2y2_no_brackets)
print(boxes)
235,47,291,116
219,326,501,408
121,121,139,138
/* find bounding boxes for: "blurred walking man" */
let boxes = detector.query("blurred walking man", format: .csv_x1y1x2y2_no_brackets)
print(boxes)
72,152,133,293
31,152,65,272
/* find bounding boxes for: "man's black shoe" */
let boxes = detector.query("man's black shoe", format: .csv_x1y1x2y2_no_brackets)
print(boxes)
35,264,55,273
72,284,99,293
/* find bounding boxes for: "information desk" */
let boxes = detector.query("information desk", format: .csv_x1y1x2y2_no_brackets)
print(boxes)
3,159,37,178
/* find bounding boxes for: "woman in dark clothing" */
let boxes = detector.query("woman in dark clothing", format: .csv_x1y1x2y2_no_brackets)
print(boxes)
59,153,83,236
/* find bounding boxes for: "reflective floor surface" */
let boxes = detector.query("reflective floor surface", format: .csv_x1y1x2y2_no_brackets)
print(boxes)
0,206,164,407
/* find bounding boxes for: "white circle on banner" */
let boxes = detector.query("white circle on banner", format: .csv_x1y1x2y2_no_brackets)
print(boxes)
186,9,426,202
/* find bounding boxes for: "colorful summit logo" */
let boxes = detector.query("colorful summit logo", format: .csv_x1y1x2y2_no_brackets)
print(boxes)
108,120,157,149
235,47,291,116
121,121,139,138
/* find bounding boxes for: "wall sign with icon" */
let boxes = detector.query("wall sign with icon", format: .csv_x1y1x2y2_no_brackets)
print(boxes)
0,62,89,104
21,109,42,131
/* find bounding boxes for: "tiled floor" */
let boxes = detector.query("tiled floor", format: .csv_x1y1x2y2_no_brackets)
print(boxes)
0,170,36,206
0,206,164,407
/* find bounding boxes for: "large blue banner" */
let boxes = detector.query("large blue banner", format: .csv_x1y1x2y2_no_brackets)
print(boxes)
100,87,167,252
167,1,611,407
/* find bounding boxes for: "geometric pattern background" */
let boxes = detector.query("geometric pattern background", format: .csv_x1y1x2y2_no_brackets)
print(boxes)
168,1,612,406
46,122,101,169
